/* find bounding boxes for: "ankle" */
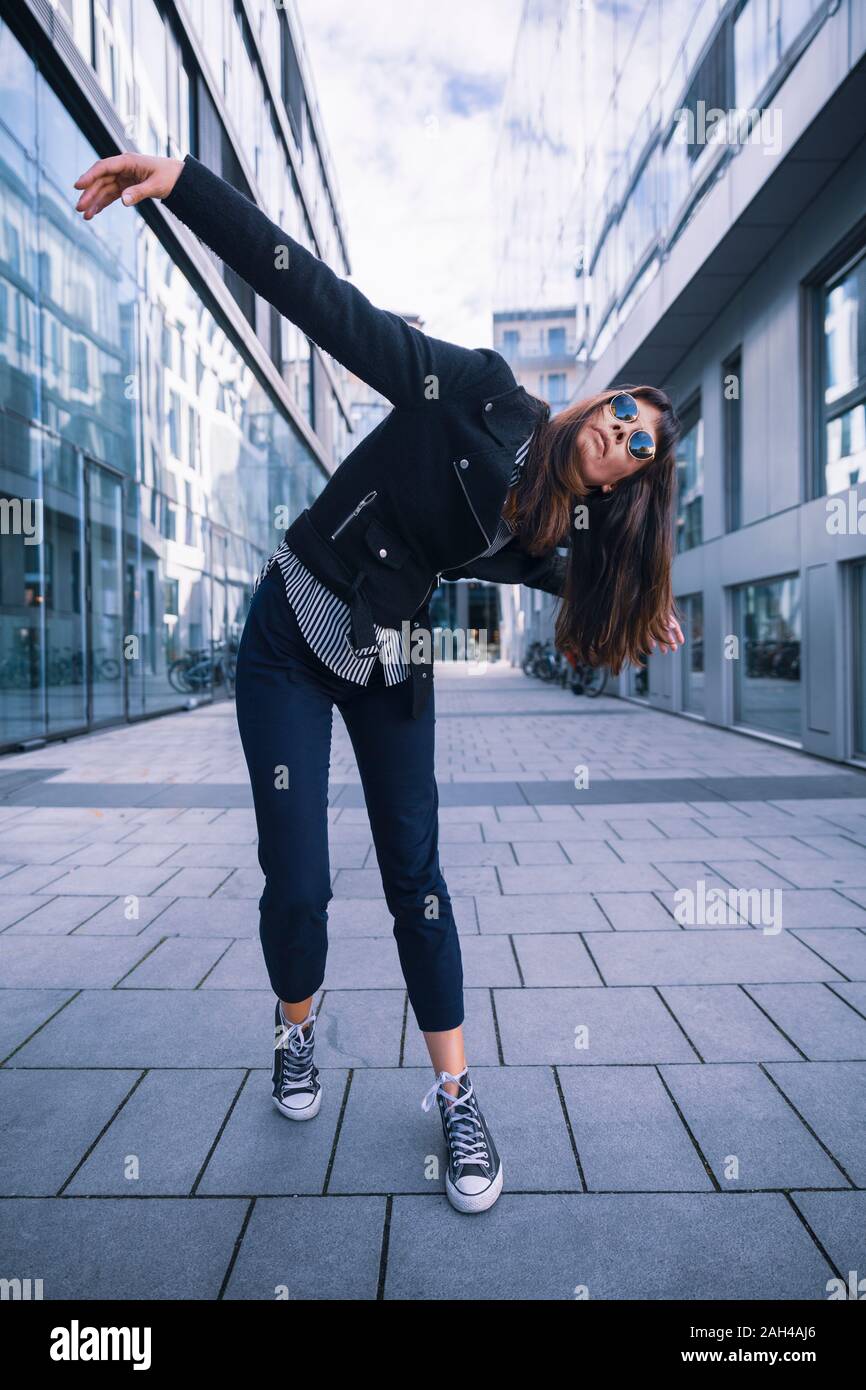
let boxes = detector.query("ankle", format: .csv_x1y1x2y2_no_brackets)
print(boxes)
280,1003,314,1034
441,1065,469,1100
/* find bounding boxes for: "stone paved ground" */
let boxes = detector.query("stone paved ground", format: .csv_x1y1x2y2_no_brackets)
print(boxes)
1,663,865,1301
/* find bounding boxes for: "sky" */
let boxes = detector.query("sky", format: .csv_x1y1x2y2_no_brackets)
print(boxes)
294,0,524,350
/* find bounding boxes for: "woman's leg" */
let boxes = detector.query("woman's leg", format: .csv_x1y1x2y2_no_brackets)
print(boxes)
234,570,336,1012
424,1027,468,1099
339,663,465,1051
342,664,503,1210
281,996,314,1024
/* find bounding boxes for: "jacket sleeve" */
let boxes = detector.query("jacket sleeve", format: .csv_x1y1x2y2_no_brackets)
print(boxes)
162,155,499,408
444,541,568,596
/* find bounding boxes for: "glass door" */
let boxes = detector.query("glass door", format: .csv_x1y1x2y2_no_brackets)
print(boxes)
86,461,125,724
208,524,244,699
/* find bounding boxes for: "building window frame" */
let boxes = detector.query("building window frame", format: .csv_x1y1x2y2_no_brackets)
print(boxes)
731,572,802,744
722,348,742,532
674,393,703,554
678,592,705,716
806,221,866,500
850,559,866,761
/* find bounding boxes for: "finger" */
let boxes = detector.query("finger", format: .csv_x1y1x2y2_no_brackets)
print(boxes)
120,174,161,206
82,183,125,219
75,172,119,211
82,197,112,220
74,153,135,189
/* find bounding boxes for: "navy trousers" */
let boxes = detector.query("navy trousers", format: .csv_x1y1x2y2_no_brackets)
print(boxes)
234,564,464,1033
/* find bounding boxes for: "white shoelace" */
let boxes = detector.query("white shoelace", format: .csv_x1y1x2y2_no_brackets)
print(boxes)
421,1068,490,1170
274,1009,317,1092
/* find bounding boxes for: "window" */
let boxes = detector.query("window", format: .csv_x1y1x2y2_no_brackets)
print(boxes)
168,390,181,458
4,220,20,272
681,16,733,164
38,250,52,299
679,593,704,715
280,318,313,427
723,350,742,531
187,404,197,471
69,338,88,391
547,373,567,405
628,661,649,700
56,0,93,66
821,246,866,496
279,10,304,148
734,576,801,739
502,329,520,358
195,79,256,327
547,326,566,354
853,561,866,758
675,398,703,553
185,479,194,546
734,0,822,112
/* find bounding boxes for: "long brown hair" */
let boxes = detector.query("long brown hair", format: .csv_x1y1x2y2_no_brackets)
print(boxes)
504,385,681,675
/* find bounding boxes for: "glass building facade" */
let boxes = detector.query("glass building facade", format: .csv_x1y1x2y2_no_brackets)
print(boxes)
0,1,354,749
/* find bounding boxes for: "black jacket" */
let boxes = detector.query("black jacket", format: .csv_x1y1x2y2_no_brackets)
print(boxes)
163,156,567,717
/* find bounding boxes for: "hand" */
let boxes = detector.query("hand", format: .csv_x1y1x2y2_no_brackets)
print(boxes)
73,153,184,219
650,615,685,655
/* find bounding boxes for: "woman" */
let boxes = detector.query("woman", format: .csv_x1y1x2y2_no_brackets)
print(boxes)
74,152,684,1215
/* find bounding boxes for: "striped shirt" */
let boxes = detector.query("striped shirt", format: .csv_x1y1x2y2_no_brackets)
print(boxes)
253,432,534,686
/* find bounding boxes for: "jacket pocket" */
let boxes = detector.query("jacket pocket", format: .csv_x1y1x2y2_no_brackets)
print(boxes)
330,490,378,540
363,518,410,569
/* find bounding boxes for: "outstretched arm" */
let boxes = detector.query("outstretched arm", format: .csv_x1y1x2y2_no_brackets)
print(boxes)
74,152,500,408
449,545,685,651
444,541,568,597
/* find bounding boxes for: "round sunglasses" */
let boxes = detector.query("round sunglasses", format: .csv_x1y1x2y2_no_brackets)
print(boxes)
608,392,656,462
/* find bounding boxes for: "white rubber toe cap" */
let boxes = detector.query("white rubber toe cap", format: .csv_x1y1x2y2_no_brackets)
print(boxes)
273,1088,322,1121
454,1174,492,1196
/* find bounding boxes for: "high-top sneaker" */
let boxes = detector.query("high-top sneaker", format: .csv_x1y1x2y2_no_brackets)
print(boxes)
421,1067,503,1213
272,1001,321,1121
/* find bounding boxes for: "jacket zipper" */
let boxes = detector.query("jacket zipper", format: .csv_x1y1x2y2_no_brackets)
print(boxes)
417,461,498,613
418,568,443,612
417,535,495,616
452,461,492,549
419,543,494,613
330,490,378,541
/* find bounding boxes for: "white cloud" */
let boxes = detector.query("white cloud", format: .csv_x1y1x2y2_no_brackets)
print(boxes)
294,0,523,347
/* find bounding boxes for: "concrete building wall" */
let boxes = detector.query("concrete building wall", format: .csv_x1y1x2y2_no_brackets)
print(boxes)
648,124,866,763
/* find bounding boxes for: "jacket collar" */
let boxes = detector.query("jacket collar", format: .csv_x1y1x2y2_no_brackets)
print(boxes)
480,383,546,448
